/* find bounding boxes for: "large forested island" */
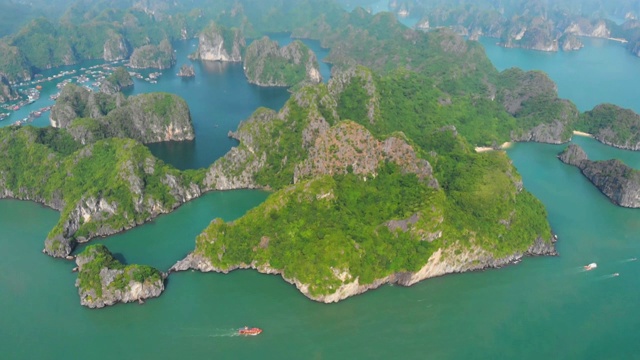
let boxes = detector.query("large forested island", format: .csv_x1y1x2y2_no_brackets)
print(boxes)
0,0,639,307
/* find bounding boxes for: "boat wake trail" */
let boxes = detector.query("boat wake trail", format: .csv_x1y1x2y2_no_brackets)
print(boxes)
207,329,239,338
596,274,620,280
621,258,637,263
177,328,239,338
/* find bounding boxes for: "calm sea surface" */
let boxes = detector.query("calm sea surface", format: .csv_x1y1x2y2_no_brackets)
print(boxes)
2,31,640,359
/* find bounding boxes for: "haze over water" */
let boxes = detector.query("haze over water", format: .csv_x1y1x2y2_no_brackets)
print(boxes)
2,32,640,359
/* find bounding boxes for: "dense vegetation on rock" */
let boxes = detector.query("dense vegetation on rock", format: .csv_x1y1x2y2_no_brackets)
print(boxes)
244,37,322,87
2,0,612,304
0,126,204,257
578,104,640,150
559,144,640,208
291,9,579,144
183,65,554,301
51,83,194,144
371,0,640,56
76,244,164,308
129,39,175,69
100,66,134,94
0,0,341,81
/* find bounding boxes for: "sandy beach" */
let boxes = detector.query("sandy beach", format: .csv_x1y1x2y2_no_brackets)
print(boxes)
572,130,594,138
475,142,513,153
474,146,494,153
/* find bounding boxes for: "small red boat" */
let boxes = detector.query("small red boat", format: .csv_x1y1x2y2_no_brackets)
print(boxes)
238,327,262,336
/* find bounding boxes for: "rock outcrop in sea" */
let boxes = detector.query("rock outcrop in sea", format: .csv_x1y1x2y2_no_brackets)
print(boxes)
75,244,165,308
243,37,322,87
580,104,640,151
190,22,244,62
129,39,176,69
558,144,640,208
51,83,194,144
99,67,134,95
177,64,195,77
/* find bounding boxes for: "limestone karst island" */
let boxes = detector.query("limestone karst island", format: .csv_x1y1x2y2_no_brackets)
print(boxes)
2,1,640,359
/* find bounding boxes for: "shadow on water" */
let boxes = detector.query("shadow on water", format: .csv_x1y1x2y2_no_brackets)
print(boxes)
112,252,127,264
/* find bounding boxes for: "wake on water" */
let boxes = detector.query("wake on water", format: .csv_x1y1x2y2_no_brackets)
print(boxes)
177,328,239,338
596,274,620,280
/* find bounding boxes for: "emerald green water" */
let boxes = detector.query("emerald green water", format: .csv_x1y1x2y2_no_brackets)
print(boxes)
3,35,640,359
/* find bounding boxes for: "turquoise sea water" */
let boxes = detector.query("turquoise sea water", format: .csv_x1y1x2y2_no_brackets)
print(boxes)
2,31,640,359
481,37,640,113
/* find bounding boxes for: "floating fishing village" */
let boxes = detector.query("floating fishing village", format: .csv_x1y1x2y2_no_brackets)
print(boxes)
0,59,164,126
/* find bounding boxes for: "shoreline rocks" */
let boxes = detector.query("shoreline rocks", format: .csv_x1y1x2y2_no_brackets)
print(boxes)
177,64,195,78
558,144,640,207
170,235,556,303
75,245,165,308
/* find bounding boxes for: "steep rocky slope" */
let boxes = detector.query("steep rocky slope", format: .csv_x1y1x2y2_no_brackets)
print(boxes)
103,32,130,62
559,144,640,207
75,244,165,308
579,104,640,150
190,22,244,62
0,73,18,103
497,68,579,143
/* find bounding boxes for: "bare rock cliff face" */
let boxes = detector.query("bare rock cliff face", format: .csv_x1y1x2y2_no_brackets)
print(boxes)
511,119,569,144
560,34,584,51
294,120,437,188
191,22,244,62
500,23,559,52
564,20,611,38
103,33,130,62
0,74,19,103
559,144,640,208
